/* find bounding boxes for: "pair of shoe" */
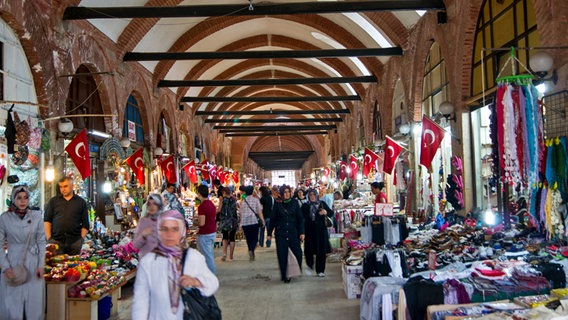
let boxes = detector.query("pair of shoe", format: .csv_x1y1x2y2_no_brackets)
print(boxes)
266,240,271,248
304,267,313,276
283,278,291,283
317,273,326,277
249,251,255,261
221,255,227,261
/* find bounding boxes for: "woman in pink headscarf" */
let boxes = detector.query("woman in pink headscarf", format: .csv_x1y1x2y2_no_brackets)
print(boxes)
132,210,219,319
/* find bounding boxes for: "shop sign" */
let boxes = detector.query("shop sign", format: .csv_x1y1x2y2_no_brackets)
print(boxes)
374,203,393,216
127,120,136,141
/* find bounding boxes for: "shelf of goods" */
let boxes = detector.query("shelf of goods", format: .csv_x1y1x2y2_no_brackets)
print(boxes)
44,239,138,320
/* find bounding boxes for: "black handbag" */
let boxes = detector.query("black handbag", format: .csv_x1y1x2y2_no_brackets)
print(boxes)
180,249,222,320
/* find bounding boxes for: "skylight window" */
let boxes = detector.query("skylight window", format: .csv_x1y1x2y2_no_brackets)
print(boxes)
342,13,393,48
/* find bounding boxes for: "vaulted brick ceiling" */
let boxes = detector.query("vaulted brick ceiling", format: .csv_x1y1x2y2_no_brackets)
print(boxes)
71,0,433,169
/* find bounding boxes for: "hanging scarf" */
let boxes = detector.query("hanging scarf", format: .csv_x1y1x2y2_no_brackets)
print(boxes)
154,210,186,314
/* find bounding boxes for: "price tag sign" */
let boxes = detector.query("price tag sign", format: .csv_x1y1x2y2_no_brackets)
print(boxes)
127,120,136,141
375,203,394,216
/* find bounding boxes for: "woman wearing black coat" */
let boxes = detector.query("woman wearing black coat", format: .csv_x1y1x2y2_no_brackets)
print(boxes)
301,189,333,277
267,185,305,283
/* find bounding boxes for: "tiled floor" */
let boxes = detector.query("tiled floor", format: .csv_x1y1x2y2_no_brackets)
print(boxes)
112,240,359,319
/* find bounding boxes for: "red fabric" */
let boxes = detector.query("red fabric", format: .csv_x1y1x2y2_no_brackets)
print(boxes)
419,116,446,168
363,147,379,177
160,154,177,183
197,199,217,234
339,160,348,180
183,160,198,184
219,170,226,184
496,85,506,175
475,268,505,277
125,147,145,185
349,155,358,180
383,136,403,175
323,167,331,178
64,129,91,180
199,160,209,181
232,171,239,184
209,164,217,181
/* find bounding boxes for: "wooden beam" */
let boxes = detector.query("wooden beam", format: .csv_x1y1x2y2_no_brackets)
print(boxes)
182,95,360,103
195,109,350,116
216,125,336,132
205,117,342,123
226,131,328,137
125,48,402,61
63,1,446,19
160,76,376,87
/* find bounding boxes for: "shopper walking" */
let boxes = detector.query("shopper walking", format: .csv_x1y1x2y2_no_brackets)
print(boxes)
258,186,274,248
302,189,333,277
44,176,90,255
132,193,165,258
195,185,217,274
239,186,264,261
0,185,46,320
132,210,219,319
294,188,307,206
267,185,305,283
217,187,239,261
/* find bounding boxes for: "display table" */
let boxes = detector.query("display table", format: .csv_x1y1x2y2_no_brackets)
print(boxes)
46,281,79,320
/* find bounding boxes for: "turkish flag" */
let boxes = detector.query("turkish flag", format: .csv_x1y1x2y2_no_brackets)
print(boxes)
209,164,217,181
232,171,239,184
199,160,209,181
338,160,348,180
65,129,91,180
125,147,145,185
323,167,331,178
183,160,198,184
160,154,177,183
363,147,379,177
349,155,358,180
219,170,226,184
383,136,403,175
419,115,446,168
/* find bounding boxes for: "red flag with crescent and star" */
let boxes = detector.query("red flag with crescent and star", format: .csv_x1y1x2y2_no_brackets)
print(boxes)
349,155,358,180
65,129,91,180
363,147,379,177
125,147,145,185
383,136,403,175
183,160,198,184
419,115,446,169
338,160,348,181
232,171,239,184
160,154,177,183
219,169,226,184
199,159,209,181
209,164,218,181
323,167,331,178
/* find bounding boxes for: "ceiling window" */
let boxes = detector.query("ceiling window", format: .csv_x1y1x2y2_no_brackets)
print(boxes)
471,0,538,97
122,95,144,144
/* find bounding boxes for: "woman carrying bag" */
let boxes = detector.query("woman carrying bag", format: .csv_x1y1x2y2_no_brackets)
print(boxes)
301,189,333,277
238,186,264,261
132,210,219,319
0,185,46,320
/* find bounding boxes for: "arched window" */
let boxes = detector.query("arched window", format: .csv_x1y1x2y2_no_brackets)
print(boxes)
471,0,538,97
422,42,449,116
122,95,144,144
157,112,173,154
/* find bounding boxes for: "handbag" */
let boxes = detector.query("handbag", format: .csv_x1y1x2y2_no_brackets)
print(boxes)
243,198,261,225
6,226,33,286
325,216,333,228
180,249,222,320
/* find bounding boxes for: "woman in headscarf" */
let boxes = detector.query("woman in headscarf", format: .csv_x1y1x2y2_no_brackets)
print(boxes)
301,189,333,277
132,193,165,258
132,210,219,319
239,185,264,261
0,185,46,320
267,185,305,283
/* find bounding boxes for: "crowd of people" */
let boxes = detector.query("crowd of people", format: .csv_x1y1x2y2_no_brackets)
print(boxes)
0,175,367,319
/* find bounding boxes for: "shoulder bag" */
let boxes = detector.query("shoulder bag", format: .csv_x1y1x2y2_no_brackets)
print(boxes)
6,224,33,286
243,198,261,224
180,249,222,320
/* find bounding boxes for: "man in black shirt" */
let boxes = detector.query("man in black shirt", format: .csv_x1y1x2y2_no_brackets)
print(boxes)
44,177,90,255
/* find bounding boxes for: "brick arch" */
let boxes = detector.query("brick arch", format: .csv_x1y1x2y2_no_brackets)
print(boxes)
0,7,52,116
118,70,154,144
152,15,384,85
123,89,151,146
363,12,410,47
157,94,176,150
241,134,325,169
